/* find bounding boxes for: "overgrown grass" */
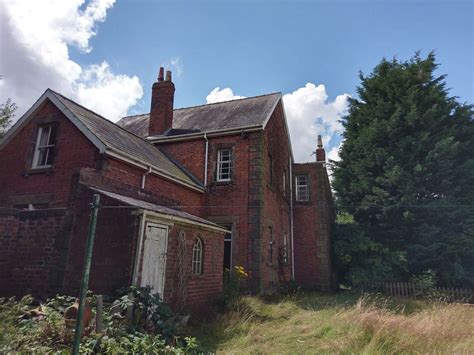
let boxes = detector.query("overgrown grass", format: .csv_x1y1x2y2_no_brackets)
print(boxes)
192,291,474,354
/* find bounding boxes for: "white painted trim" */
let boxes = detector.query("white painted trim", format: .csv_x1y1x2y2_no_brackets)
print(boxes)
132,212,147,286
105,149,205,193
139,209,228,234
148,125,263,143
0,90,107,153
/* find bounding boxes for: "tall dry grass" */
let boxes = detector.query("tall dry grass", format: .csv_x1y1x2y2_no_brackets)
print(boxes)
194,293,474,354
342,295,474,353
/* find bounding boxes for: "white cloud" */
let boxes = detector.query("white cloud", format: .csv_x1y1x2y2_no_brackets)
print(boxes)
327,142,342,162
169,57,183,78
0,0,143,122
282,83,349,163
204,83,349,163
206,87,245,104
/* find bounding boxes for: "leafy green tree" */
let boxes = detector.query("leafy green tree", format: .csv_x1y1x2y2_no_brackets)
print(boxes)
332,53,474,287
0,98,18,137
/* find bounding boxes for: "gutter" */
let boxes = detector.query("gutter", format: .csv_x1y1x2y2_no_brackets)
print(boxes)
148,125,263,143
141,209,229,233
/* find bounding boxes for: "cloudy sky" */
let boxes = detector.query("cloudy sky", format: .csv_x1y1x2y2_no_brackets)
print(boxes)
1,0,472,163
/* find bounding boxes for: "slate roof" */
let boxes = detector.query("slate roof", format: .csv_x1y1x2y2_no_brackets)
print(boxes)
89,186,222,229
117,92,282,138
49,90,202,189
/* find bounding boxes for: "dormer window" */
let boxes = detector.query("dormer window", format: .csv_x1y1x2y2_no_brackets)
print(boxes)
32,124,57,169
217,148,232,182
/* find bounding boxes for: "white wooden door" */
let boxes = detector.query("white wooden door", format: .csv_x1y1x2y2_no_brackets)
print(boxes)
140,222,168,298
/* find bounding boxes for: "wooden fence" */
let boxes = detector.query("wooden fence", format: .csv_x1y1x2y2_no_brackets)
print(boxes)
364,282,473,302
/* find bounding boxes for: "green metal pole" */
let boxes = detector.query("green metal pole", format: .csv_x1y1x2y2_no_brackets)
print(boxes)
72,194,100,355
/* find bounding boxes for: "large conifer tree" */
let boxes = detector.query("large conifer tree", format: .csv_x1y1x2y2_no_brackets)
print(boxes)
332,53,474,287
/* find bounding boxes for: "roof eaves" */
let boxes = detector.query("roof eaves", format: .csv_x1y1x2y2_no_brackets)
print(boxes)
0,89,107,154
148,124,263,143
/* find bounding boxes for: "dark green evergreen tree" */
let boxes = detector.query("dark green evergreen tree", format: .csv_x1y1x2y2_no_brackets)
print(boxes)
332,53,474,287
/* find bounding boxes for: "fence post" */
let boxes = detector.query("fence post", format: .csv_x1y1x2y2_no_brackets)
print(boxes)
72,194,101,355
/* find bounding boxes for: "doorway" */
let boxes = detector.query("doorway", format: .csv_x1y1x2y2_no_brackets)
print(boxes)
140,222,168,298
222,224,232,271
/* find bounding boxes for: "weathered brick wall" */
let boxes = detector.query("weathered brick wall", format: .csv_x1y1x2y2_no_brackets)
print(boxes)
0,208,73,298
0,100,98,208
261,102,292,291
100,157,205,217
160,139,206,181
293,162,333,290
161,224,224,313
62,186,140,296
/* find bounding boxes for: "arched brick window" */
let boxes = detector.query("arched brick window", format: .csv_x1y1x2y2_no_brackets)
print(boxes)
192,238,203,275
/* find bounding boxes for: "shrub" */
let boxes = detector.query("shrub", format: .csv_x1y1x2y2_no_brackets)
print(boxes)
221,266,249,308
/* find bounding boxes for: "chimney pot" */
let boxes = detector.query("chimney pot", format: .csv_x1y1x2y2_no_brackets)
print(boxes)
316,135,326,162
158,67,164,81
165,70,172,81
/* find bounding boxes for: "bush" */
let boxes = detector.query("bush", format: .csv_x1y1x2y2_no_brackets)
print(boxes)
221,266,249,308
0,290,203,354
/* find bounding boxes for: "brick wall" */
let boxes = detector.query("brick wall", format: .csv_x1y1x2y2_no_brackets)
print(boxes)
100,157,205,217
293,162,333,290
160,139,206,181
0,100,99,208
261,102,292,291
62,186,140,296
0,207,73,298
160,224,224,313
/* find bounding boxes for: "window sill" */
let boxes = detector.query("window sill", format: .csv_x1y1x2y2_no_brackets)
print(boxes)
23,167,54,176
211,180,234,187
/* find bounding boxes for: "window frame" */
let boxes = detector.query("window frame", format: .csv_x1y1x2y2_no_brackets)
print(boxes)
295,175,310,202
192,237,204,275
32,124,57,169
216,148,233,182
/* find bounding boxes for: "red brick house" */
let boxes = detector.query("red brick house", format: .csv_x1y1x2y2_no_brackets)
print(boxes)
0,67,333,310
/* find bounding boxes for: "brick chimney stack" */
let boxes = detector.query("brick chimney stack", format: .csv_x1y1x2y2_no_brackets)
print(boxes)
316,135,326,162
149,67,175,136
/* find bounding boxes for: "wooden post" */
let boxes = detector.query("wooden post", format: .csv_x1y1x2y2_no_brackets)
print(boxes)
96,295,103,333
72,194,100,355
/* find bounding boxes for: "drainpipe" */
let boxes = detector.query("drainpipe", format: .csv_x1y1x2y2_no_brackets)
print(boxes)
289,155,295,279
204,133,209,187
141,166,152,189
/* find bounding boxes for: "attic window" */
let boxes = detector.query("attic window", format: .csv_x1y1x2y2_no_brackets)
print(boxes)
32,124,57,168
217,148,232,182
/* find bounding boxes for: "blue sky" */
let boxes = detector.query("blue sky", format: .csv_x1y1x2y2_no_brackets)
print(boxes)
1,0,472,162
80,0,473,110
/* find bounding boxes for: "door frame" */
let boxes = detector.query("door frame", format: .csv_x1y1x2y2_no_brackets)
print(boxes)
132,213,170,298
